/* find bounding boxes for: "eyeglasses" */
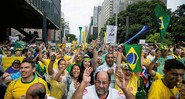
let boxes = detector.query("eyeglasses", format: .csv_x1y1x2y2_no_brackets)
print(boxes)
95,80,108,85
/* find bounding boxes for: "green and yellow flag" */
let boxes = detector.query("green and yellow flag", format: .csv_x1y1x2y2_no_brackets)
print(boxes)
124,44,142,72
154,4,170,43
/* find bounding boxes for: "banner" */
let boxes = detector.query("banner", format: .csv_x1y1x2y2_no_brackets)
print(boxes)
9,36,19,44
124,44,142,72
106,25,117,43
2,57,25,71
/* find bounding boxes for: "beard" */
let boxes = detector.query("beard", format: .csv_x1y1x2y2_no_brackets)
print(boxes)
96,87,108,95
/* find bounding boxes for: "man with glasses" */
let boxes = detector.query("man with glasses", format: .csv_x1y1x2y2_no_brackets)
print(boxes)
72,67,133,99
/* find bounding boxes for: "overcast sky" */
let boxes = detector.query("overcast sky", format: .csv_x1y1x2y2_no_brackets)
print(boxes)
61,0,185,38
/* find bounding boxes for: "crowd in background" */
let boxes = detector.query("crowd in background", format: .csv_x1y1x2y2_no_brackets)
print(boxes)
0,40,185,99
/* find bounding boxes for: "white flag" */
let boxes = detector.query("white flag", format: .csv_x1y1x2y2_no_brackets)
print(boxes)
106,25,117,43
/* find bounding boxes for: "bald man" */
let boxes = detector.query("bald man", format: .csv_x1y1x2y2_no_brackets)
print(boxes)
72,67,133,99
26,83,56,99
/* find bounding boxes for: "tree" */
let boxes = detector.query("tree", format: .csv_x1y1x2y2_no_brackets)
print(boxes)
86,34,96,43
100,0,167,44
66,34,76,43
146,32,174,45
170,4,185,43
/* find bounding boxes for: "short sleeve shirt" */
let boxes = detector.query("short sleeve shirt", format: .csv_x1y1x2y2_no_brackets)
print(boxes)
83,85,125,99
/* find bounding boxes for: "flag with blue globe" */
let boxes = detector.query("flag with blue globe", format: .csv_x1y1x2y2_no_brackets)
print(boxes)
124,44,142,72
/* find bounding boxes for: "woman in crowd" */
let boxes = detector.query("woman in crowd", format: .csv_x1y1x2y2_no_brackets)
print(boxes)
47,54,69,99
67,64,82,99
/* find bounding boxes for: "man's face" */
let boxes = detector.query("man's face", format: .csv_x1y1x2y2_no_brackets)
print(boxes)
97,58,102,64
7,51,12,57
76,54,82,62
174,49,181,55
95,72,110,95
20,62,35,79
164,68,185,87
122,67,132,80
98,52,103,56
105,53,114,67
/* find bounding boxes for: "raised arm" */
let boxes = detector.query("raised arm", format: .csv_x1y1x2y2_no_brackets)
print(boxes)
91,40,98,70
48,53,56,75
71,67,93,99
147,52,160,76
54,61,68,82
38,43,45,63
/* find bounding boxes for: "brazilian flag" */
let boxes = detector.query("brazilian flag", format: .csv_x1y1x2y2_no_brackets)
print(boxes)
154,4,170,43
124,44,142,72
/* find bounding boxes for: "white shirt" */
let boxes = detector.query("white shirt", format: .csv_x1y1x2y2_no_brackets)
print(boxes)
83,85,125,99
95,62,116,88
67,80,76,99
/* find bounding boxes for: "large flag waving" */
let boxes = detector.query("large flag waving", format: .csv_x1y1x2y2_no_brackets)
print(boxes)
124,44,142,72
154,4,170,42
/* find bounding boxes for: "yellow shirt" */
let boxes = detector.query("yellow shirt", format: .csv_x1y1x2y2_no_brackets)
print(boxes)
4,76,49,99
152,72,163,81
115,73,139,96
148,79,179,99
142,57,151,67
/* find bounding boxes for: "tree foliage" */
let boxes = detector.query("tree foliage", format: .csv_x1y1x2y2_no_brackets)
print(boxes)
99,0,185,44
66,34,76,43
170,4,185,43
100,0,167,44
146,32,174,45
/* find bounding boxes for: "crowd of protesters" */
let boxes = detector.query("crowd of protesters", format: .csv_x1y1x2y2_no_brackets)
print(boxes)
0,40,185,99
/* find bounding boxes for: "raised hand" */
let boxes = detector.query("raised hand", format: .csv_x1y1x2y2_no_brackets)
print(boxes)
74,81,80,89
83,67,93,84
115,66,126,90
107,68,114,74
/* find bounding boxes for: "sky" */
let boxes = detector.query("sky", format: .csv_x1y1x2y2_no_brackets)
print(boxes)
61,0,185,39
61,0,103,38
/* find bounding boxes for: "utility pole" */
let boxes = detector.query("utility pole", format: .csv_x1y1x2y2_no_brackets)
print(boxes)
125,16,129,42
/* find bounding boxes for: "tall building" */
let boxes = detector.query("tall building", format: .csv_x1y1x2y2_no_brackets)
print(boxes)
98,0,113,34
93,6,101,39
93,6,101,27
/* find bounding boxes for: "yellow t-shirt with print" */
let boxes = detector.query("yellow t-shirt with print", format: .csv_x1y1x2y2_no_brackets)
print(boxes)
4,76,49,99
148,79,179,99
115,73,139,96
